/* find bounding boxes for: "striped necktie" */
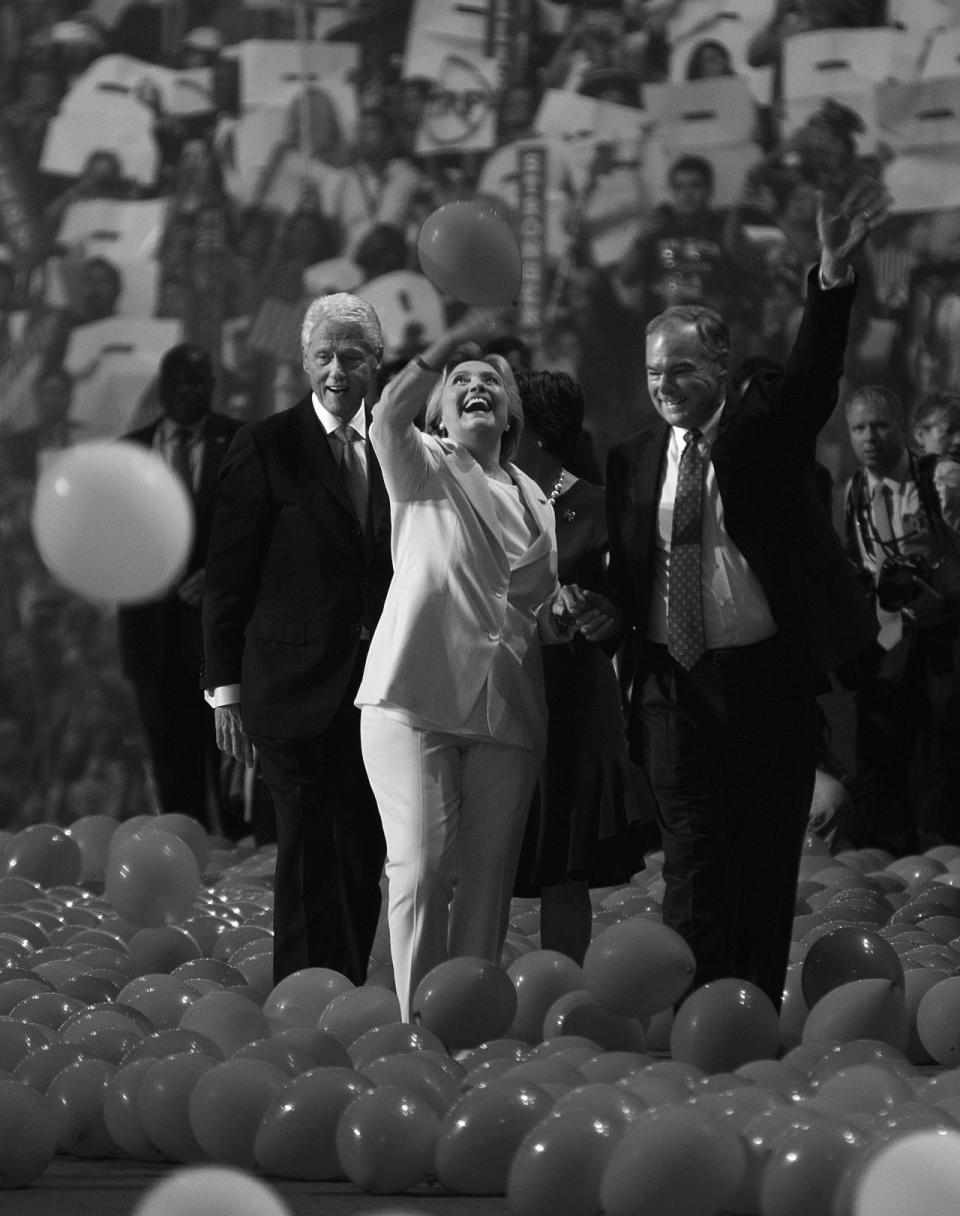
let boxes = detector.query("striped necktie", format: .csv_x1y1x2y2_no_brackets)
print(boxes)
667,428,706,670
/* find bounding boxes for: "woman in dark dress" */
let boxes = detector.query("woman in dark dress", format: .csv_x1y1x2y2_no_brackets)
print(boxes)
514,371,655,963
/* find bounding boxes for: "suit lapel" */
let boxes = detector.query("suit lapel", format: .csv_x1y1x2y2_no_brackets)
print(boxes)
294,397,358,525
510,464,553,572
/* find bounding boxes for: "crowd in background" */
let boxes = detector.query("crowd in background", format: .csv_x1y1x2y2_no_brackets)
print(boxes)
2,0,960,833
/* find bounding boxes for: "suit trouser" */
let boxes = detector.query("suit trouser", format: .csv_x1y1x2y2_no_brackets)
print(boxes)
251,651,386,987
360,708,541,1020
637,636,817,1009
130,608,219,828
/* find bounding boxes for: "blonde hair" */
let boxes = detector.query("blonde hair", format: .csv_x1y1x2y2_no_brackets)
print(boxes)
423,354,524,465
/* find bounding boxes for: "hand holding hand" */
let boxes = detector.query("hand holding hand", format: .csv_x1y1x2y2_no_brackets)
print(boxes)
573,589,624,643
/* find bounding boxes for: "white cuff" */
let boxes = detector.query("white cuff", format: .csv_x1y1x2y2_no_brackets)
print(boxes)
206,684,241,708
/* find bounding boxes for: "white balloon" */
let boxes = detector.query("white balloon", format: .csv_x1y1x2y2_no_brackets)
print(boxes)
31,441,194,604
132,1166,293,1216
853,1131,960,1216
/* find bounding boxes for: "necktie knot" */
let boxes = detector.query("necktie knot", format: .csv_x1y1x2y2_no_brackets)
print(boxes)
683,428,702,448
335,423,360,445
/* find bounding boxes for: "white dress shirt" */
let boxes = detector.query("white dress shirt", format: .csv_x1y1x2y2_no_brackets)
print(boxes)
647,402,778,649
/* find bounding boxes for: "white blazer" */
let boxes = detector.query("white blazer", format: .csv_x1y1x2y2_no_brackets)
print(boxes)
356,411,560,755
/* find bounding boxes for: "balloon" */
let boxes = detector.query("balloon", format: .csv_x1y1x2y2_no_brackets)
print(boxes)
102,1058,168,1161
801,926,904,1008
541,989,646,1051
14,1043,89,1093
187,1058,287,1167
131,1166,294,1216
416,200,521,305
254,1066,372,1179
599,1106,746,1216
0,877,43,906
269,1028,352,1069
231,1038,316,1075
137,1053,216,1162
851,1130,960,1216
151,815,210,873
128,926,202,975
9,990,86,1031
347,1021,446,1070
582,918,696,1019
411,957,517,1050
46,1057,118,1157
0,1017,55,1071
335,1084,440,1193
801,979,910,1052
261,968,354,1031
2,825,82,887
361,1052,462,1117
65,815,119,883
105,830,200,928
915,975,960,1066
0,1079,58,1188
670,980,780,1074
316,986,400,1045
807,1062,913,1118
507,950,584,1043
434,1078,557,1195
31,441,194,604
758,1116,872,1216
178,989,270,1057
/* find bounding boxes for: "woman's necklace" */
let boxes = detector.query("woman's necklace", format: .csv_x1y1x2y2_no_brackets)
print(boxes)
548,469,566,506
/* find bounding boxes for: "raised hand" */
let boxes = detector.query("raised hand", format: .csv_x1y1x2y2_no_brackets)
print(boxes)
817,174,892,279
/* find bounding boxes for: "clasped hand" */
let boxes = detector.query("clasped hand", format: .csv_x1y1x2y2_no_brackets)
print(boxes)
552,583,623,642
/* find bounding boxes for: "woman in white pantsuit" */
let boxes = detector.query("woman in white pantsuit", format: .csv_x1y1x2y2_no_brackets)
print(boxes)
356,318,584,1019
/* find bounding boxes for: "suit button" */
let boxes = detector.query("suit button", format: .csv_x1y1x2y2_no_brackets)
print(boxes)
350,624,361,635
488,630,499,641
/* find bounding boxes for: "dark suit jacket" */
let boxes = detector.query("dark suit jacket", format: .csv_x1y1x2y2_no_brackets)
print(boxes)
606,267,877,694
201,395,392,739
117,411,240,683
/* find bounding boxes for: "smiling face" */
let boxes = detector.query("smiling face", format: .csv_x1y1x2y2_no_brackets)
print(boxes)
438,360,511,458
302,319,379,422
646,318,727,432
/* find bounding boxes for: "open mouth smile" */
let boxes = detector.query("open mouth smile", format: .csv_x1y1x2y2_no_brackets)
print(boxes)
462,394,493,415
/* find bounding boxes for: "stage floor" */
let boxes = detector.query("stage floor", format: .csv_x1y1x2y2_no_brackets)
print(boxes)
3,1159,504,1216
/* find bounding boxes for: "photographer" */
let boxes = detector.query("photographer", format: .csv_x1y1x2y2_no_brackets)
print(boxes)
843,385,960,852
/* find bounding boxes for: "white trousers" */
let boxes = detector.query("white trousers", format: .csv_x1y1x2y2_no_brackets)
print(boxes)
360,708,541,1020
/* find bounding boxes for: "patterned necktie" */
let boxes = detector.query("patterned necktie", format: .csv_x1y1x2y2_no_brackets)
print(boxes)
334,423,368,528
667,428,706,670
170,426,193,495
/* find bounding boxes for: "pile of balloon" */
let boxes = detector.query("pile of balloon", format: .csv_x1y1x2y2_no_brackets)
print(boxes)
0,820,960,1216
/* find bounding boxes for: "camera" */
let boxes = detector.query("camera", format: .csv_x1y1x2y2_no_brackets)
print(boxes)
875,554,936,612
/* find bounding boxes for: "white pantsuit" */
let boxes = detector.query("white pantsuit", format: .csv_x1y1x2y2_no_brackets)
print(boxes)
356,362,563,1019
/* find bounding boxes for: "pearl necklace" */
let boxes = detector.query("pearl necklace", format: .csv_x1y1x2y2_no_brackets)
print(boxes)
547,469,566,507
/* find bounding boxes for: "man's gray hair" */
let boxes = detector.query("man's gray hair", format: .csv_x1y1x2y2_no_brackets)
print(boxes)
300,293,384,362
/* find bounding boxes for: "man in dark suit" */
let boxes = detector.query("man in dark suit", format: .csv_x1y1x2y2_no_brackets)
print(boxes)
202,293,392,986
117,342,240,830
583,174,889,1010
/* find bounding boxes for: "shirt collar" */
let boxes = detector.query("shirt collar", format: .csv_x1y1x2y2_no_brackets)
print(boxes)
159,415,206,441
864,450,910,494
670,398,725,447
312,393,367,439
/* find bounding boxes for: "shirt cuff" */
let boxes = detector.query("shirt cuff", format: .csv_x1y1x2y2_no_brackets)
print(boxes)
206,684,241,708
819,264,855,290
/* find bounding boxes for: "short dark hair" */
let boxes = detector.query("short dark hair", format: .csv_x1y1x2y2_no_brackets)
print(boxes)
514,370,584,459
669,154,714,193
646,304,730,366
